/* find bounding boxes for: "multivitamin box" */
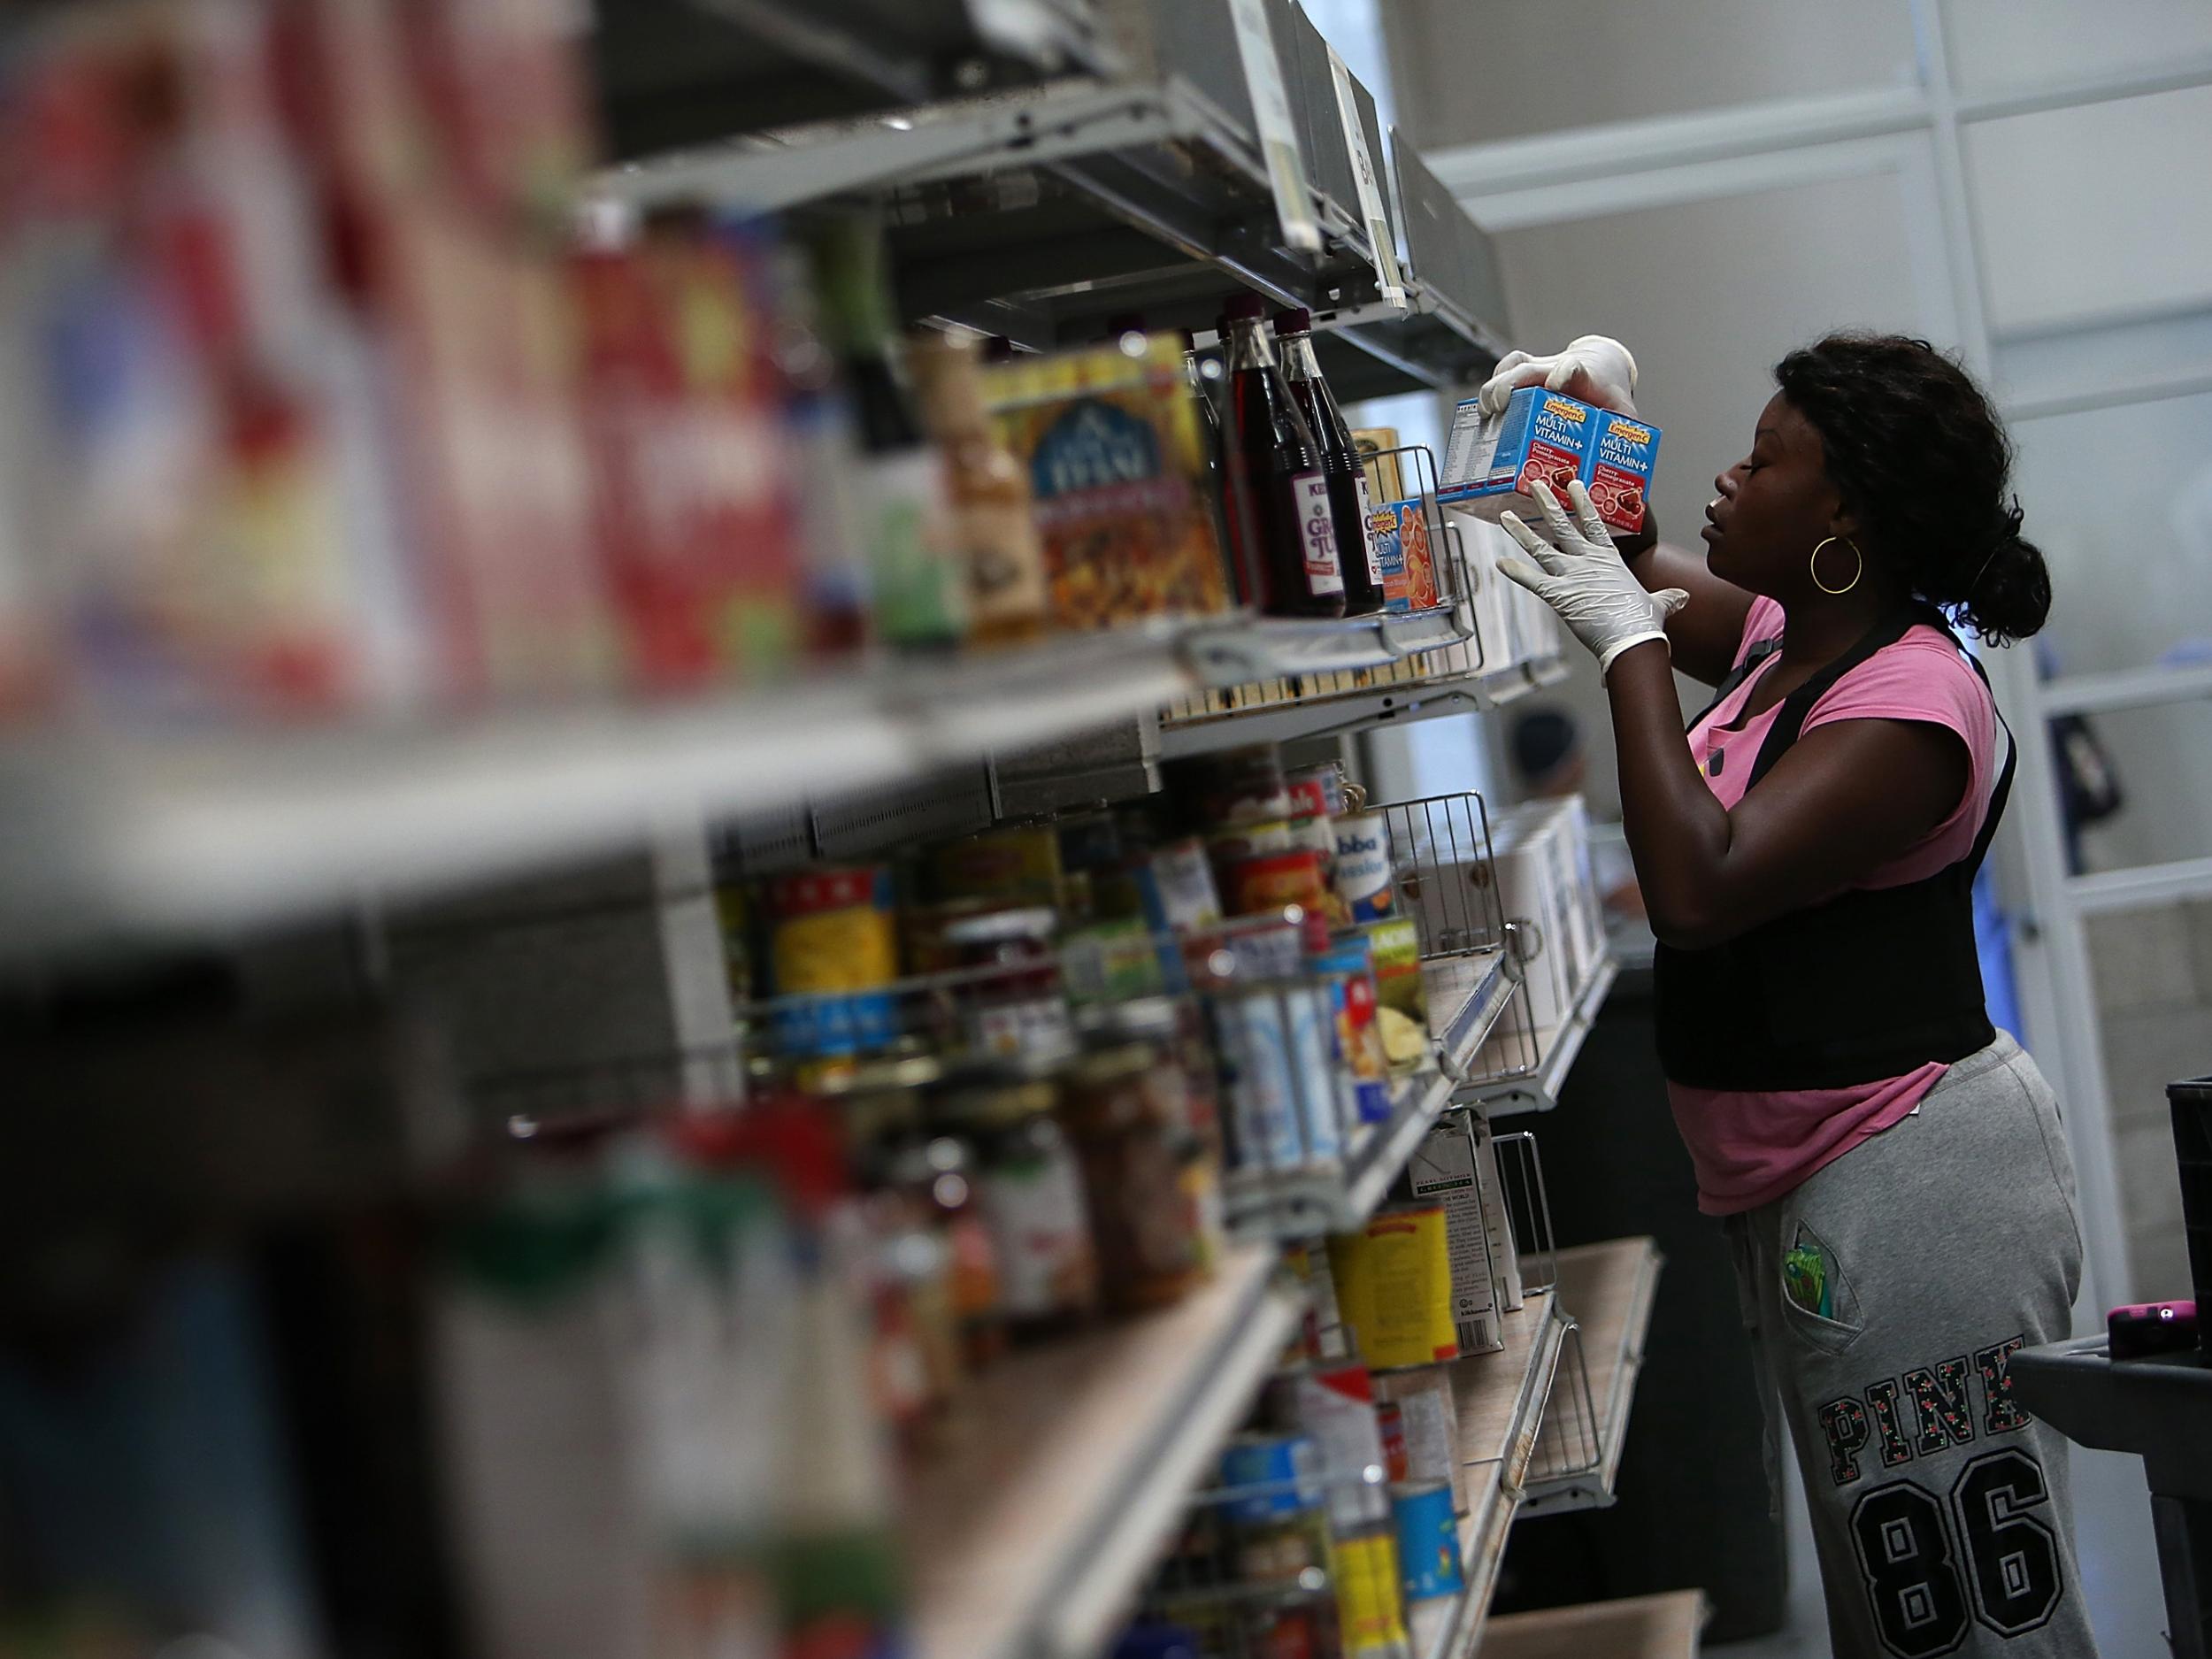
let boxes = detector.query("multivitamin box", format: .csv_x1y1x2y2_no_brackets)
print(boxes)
1439,386,1660,535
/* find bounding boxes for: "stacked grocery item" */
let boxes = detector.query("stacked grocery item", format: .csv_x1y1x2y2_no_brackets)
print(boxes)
0,0,1252,734
718,744,1438,1203
1158,306,1530,727
434,742,1476,1659
1111,1113,1534,1659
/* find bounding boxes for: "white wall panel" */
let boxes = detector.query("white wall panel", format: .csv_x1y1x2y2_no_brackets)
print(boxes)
1484,173,1930,815
1944,0,2212,92
1389,0,1914,150
1965,85,2212,334
2008,386,2212,679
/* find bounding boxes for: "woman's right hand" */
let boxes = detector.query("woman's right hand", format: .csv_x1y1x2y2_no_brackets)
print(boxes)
1478,334,1640,416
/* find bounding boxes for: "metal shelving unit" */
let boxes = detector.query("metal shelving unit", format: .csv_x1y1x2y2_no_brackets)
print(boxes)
1406,1290,1573,1659
0,625,1194,960
0,608,1578,959
1473,953,1622,1118
595,0,1508,396
1156,654,1571,760
1402,1236,1668,1659
1519,1237,1665,1517
591,0,1125,159
1224,947,1516,1239
902,1243,1300,1659
1479,1591,1709,1659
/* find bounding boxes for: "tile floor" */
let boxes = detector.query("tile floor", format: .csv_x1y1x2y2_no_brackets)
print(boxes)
1710,1438,2172,1657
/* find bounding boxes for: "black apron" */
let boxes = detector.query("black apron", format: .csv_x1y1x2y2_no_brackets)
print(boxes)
1653,603,2016,1092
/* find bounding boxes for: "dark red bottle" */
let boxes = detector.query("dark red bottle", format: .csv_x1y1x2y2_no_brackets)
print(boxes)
1217,294,1345,618
1274,307,1385,617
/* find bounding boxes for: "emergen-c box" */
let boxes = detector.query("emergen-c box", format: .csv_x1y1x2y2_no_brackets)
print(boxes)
1440,387,1660,535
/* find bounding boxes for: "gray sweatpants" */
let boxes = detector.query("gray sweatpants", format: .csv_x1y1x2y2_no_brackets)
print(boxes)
1724,1033,2101,1659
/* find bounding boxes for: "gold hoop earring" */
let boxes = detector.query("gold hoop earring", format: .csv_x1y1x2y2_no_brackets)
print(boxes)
1811,534,1863,595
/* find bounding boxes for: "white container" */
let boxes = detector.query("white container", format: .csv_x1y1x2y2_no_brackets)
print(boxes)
1485,811,1574,1033
1496,799,1599,1005
1447,509,1518,674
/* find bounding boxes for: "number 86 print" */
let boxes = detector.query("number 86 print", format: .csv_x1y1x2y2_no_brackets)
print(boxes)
1850,1448,2065,1657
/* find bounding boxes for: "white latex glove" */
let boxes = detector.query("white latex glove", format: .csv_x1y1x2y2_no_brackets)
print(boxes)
1497,479,1686,674
1478,334,1640,417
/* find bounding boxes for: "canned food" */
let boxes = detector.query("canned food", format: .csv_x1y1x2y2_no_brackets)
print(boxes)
1133,839,1225,977
941,905,1077,1068
1327,1524,1411,1658
1207,817,1298,868
1217,1432,1330,1587
1211,988,1328,1176
1331,813,1394,923
1391,1482,1463,1601
1063,1044,1212,1312
1311,936,1393,1127
1062,918,1168,1007
937,1081,1097,1336
1328,1204,1459,1370
764,866,899,1067
1210,918,1305,983
1283,1239,1350,1363
1167,745,1292,829
1218,1433,1322,1524
1268,1362,1390,1530
1285,981,1346,1166
1286,762,1348,819
1223,849,1331,919
932,824,1064,908
1372,1367,1463,1512
1363,918,1426,1025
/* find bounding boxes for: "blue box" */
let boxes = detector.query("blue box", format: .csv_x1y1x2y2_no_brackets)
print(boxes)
1440,386,1659,535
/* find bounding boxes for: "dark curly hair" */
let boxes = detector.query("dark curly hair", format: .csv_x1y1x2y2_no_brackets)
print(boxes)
1774,334,2049,644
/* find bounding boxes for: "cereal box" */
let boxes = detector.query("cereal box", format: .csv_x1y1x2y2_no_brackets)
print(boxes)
985,337,1234,630
1439,387,1660,535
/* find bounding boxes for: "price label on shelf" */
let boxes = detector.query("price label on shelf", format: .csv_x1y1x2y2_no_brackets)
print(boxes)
1225,0,1322,253
1327,44,1407,307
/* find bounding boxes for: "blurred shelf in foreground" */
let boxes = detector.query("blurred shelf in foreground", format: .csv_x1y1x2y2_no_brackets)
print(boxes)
901,1243,1297,1659
0,626,1192,960
1409,1287,1571,1659
1481,1590,1709,1659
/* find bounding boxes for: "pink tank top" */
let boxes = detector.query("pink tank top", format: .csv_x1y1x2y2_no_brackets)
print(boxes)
1669,597,2001,1215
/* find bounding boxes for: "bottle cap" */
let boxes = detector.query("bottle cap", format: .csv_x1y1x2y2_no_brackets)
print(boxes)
1218,292,1266,324
1271,306,1314,335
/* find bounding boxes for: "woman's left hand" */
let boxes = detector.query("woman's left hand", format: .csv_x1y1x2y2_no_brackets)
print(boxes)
1498,480,1689,674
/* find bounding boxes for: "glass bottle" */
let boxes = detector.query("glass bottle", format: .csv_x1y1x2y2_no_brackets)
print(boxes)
1181,329,1248,607
1217,293,1345,618
908,331,1050,645
1274,307,1385,617
804,215,969,649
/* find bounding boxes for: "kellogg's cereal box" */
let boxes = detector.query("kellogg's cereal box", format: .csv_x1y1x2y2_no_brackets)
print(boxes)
1440,387,1659,536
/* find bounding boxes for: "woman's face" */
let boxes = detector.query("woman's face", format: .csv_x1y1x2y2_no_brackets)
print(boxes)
1700,393,1846,595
